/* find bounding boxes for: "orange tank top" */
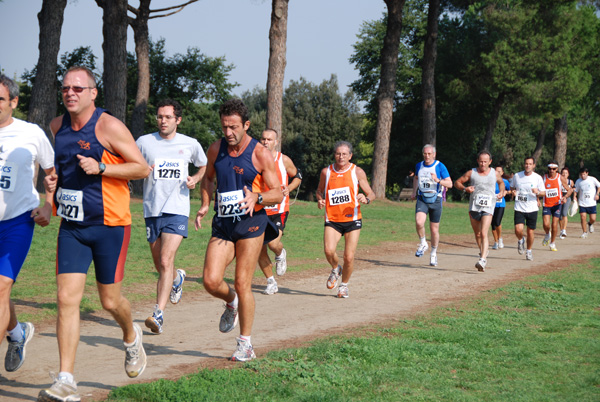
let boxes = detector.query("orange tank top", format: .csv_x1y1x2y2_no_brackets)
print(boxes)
324,163,361,223
543,174,562,207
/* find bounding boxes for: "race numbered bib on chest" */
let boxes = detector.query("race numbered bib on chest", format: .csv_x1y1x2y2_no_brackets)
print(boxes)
545,188,559,198
582,190,594,200
419,176,434,191
154,158,184,180
328,187,352,206
475,193,493,207
217,190,245,218
517,191,530,202
0,161,17,192
56,188,84,221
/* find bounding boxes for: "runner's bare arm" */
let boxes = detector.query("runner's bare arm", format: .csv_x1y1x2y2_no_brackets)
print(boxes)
283,154,301,195
356,167,376,204
454,170,473,193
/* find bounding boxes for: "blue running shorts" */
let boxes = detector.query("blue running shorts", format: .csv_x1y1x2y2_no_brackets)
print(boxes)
0,211,35,281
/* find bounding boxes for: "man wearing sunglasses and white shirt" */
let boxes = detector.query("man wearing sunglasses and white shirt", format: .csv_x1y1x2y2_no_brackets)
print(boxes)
136,99,207,334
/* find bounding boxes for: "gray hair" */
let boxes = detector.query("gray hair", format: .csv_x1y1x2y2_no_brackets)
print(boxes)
422,144,436,153
0,75,19,100
334,140,353,154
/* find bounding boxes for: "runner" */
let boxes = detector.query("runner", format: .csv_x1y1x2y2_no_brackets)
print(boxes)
454,151,505,271
558,167,575,239
136,99,207,334
510,157,544,261
194,99,282,361
257,129,302,295
573,167,600,238
411,144,453,267
541,161,572,251
491,166,511,250
0,75,55,373
38,66,150,402
316,141,376,298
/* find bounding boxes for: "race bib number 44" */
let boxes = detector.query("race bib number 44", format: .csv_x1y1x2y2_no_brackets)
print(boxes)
56,188,84,221
328,187,351,206
475,193,493,207
0,161,17,192
217,190,245,217
154,158,185,180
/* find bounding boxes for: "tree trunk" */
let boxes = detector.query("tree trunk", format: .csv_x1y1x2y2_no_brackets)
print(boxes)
532,122,547,164
421,0,439,146
129,0,151,139
28,0,67,137
29,0,67,193
99,0,128,122
372,0,405,199
553,114,567,169
266,0,289,150
481,92,504,152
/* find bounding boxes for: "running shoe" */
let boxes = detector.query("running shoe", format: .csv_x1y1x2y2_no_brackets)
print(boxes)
589,223,595,233
326,265,342,290
559,230,566,240
231,337,256,362
476,258,486,272
37,374,80,402
144,309,163,334
124,323,147,378
491,242,499,250
526,250,533,261
581,232,588,239
415,243,429,257
263,279,278,295
498,239,504,249
4,322,34,372
430,254,438,267
219,302,239,333
517,239,525,255
337,284,349,298
275,248,287,276
170,269,186,304
550,243,558,252
542,236,550,247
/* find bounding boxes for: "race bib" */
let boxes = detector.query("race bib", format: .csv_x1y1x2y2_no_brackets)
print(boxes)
419,176,434,192
154,158,185,180
517,191,529,202
582,190,594,200
0,161,17,192
56,188,84,221
545,188,559,198
475,193,493,207
217,190,245,218
328,187,351,206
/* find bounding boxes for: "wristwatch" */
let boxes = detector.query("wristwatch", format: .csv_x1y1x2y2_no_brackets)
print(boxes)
98,162,106,175
257,193,263,205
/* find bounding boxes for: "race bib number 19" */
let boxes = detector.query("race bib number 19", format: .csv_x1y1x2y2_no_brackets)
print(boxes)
0,161,17,192
328,187,351,206
154,158,184,180
217,190,245,217
56,188,84,221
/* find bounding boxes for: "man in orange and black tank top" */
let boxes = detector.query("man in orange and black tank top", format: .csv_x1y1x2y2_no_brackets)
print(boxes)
541,161,572,252
316,141,376,299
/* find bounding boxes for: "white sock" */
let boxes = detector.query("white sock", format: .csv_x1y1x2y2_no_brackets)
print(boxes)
58,372,75,384
544,233,550,240
7,322,23,341
267,276,275,283
431,246,438,256
173,270,183,287
340,282,348,287
420,236,427,245
240,334,251,344
228,294,239,309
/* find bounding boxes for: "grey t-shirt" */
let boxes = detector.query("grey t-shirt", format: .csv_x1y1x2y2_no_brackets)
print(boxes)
136,132,207,218
469,168,497,214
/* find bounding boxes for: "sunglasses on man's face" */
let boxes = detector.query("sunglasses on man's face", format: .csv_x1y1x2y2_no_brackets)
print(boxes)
61,86,94,94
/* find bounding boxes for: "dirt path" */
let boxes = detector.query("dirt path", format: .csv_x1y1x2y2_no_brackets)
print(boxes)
1,227,598,401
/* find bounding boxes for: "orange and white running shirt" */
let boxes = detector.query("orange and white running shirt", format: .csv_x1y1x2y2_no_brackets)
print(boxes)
543,174,563,207
264,152,289,216
324,163,361,223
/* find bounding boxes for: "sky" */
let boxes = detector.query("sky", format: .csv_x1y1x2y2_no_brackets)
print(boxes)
2,0,386,97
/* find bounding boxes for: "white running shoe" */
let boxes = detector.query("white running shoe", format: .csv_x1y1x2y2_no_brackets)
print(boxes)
170,269,186,304
476,258,486,272
275,248,287,276
263,279,278,295
430,254,438,267
526,250,533,261
498,238,504,249
231,337,256,362
517,239,525,255
581,232,588,239
559,230,566,240
326,266,342,289
38,374,80,402
5,322,34,372
124,323,147,378
415,243,428,257
337,284,349,298
491,242,499,250
550,243,558,252
589,223,595,233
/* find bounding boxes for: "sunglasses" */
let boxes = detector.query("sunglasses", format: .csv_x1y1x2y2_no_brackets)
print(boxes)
61,86,94,93
548,167,558,170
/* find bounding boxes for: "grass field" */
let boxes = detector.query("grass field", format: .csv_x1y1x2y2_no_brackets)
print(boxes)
14,198,486,323
105,258,600,401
